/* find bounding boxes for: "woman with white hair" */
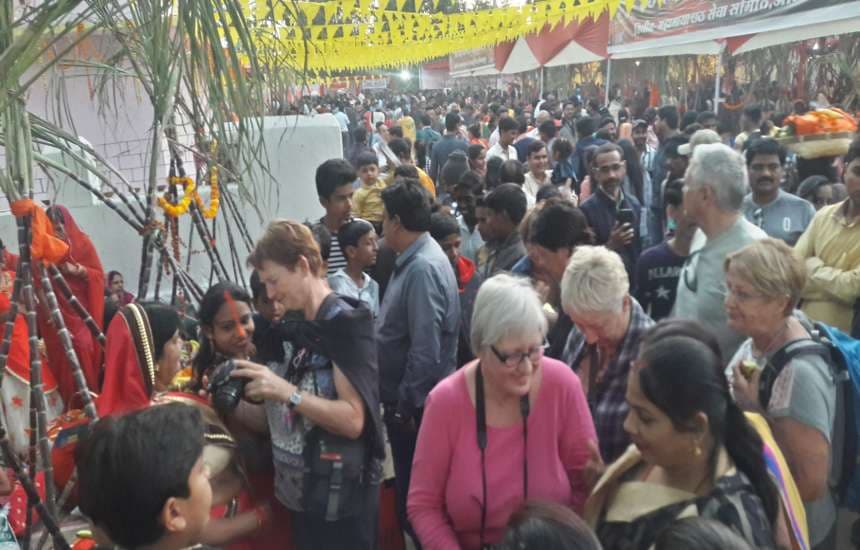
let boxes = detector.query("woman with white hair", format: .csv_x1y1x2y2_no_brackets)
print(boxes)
561,245,655,463
408,274,597,550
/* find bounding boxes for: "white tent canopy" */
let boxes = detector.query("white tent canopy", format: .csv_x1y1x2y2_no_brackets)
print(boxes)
500,37,542,74
545,39,605,66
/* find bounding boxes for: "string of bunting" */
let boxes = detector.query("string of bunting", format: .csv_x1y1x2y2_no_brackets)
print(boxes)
228,0,624,73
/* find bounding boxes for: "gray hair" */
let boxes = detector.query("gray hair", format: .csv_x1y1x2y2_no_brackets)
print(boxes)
470,274,548,356
561,246,629,314
686,143,749,212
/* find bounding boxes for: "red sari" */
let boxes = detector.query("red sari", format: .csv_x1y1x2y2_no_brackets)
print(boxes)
37,206,105,406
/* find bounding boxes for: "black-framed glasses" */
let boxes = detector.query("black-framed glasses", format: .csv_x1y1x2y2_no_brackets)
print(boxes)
490,341,548,368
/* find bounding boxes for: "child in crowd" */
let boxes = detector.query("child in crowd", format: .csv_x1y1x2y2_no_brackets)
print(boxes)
77,403,212,550
250,270,287,364
328,219,380,317
352,151,387,235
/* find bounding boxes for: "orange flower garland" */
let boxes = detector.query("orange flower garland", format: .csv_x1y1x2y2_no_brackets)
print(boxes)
195,164,220,219
158,176,196,218
158,141,220,220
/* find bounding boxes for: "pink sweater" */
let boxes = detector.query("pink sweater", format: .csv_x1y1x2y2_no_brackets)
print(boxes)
408,358,597,550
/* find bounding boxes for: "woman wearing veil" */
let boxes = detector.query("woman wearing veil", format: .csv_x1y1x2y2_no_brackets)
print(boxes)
36,205,105,405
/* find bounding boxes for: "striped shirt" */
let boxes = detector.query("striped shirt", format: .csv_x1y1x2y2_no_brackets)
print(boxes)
317,218,348,276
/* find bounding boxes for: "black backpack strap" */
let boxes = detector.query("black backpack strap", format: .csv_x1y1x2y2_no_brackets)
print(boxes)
758,339,831,409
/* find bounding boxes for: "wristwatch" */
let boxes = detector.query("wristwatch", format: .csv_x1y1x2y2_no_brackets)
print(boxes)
287,390,303,410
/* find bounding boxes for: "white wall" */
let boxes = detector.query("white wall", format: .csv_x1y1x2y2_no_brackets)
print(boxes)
1,60,343,297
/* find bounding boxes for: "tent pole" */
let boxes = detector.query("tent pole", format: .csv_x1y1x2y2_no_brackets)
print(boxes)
714,50,723,115
604,57,612,105
539,66,545,99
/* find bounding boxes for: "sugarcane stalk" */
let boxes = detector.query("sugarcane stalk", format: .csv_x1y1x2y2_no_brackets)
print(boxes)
0,271,23,386
23,385,37,550
0,433,68,550
154,250,165,302
36,467,78,550
137,116,162,300
217,185,248,290
189,196,228,283
221,186,254,252
33,154,144,232
160,248,203,304
40,263,98,421
16,217,58,520
47,265,106,349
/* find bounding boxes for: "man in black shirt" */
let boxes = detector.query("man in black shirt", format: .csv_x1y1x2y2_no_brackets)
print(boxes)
634,179,694,320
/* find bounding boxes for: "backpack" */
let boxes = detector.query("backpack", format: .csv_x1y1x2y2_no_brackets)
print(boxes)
758,321,860,509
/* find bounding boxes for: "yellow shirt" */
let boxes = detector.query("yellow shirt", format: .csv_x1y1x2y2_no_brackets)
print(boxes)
384,167,437,199
399,116,416,143
794,200,860,332
353,179,387,223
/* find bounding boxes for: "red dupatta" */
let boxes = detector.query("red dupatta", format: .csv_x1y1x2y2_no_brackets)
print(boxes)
38,205,105,405
0,288,59,391
97,303,155,417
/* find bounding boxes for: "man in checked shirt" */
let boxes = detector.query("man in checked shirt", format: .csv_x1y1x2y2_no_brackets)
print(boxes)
560,245,655,462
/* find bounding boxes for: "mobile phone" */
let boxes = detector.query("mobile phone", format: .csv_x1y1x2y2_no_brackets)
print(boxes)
617,208,635,227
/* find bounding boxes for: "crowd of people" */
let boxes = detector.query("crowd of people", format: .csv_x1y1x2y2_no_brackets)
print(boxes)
1,87,858,550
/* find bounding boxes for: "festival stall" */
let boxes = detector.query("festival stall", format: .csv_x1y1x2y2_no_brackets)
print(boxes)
605,0,860,110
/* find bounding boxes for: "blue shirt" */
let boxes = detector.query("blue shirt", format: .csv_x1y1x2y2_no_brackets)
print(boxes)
376,233,460,414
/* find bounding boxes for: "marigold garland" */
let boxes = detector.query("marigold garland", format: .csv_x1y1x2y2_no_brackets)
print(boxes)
158,176,196,218
158,163,220,220
195,164,220,219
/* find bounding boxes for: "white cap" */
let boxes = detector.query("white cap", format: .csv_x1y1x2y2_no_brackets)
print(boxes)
679,129,721,156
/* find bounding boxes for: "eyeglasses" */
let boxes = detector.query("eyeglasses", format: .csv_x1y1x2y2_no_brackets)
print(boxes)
490,342,548,368
721,285,769,303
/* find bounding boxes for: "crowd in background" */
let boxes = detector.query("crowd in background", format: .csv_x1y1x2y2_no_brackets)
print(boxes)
4,86,859,550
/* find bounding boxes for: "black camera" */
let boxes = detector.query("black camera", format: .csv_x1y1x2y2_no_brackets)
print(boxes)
208,359,247,415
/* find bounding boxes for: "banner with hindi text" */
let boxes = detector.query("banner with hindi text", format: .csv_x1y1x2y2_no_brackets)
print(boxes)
609,0,846,46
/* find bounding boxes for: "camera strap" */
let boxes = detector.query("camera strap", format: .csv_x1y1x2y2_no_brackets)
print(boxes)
475,363,530,549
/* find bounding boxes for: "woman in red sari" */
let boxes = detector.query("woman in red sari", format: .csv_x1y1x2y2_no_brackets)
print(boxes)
10,302,273,546
38,205,105,405
0,291,64,456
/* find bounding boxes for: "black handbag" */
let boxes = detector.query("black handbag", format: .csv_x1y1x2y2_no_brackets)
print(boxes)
302,426,368,521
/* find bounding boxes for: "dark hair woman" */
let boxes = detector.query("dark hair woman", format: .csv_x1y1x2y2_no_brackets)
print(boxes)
498,501,602,550
106,270,135,305
192,281,255,387
584,319,779,549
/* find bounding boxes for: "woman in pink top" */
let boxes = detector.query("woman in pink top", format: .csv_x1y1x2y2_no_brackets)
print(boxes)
408,274,598,550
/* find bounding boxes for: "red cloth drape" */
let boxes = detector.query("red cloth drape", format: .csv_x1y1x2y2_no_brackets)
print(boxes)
96,310,150,417
37,205,105,406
